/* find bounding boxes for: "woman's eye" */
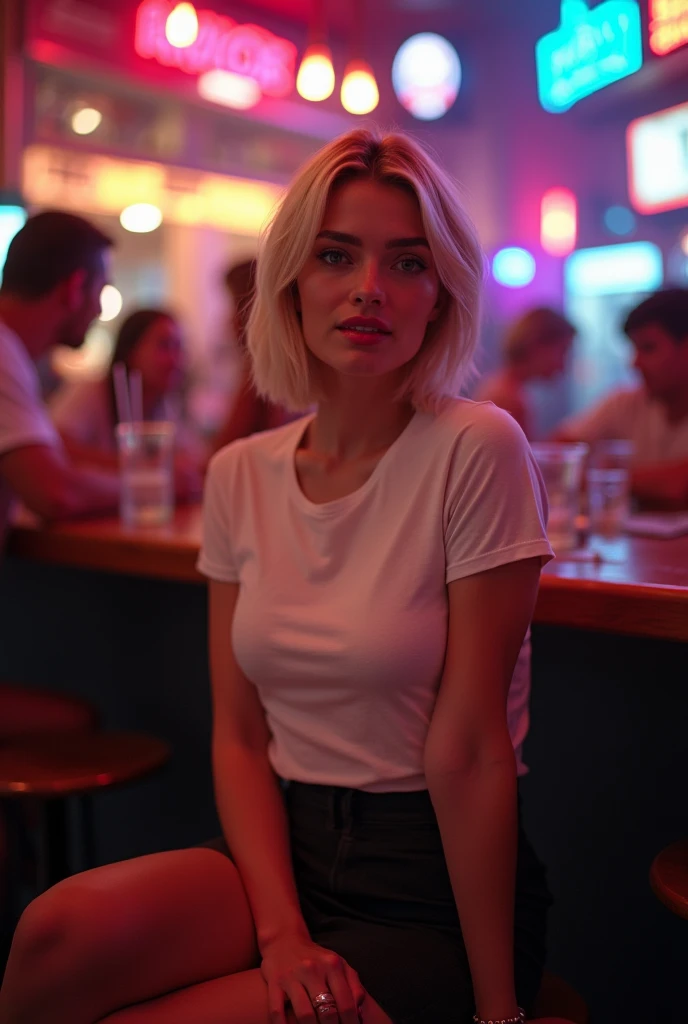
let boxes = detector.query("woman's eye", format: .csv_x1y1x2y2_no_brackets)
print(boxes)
394,255,427,273
317,249,350,267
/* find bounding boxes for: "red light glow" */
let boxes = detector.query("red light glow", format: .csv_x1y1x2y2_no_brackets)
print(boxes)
135,0,297,97
541,188,577,257
649,0,688,57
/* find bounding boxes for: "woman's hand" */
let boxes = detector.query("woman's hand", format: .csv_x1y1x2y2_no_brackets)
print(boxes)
260,935,366,1024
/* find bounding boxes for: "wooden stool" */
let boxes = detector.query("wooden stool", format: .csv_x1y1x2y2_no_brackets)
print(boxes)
650,839,688,920
0,682,99,738
531,971,590,1023
0,731,170,895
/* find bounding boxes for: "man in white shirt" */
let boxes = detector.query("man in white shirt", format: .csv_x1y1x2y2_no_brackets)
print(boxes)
0,211,121,547
557,289,688,509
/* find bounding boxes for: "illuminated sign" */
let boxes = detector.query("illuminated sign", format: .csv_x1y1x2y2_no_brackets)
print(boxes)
565,242,663,296
536,0,643,113
392,34,462,121
628,101,688,213
541,188,578,256
649,0,688,56
22,145,281,237
135,0,297,98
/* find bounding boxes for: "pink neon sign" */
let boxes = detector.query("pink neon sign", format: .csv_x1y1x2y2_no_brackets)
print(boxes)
135,0,297,98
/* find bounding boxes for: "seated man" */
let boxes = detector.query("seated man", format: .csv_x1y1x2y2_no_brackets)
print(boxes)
556,289,688,510
0,210,120,549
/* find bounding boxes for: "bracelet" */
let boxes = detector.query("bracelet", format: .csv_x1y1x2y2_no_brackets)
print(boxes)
472,1010,526,1024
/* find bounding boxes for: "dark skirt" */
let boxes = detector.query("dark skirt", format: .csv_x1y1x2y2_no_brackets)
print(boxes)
203,781,551,1024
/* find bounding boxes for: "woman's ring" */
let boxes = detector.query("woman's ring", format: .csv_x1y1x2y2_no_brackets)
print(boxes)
313,991,337,1014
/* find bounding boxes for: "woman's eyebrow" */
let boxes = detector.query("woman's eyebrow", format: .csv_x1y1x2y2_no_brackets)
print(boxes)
316,230,430,249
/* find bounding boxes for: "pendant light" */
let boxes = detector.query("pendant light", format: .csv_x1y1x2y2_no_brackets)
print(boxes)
297,0,335,102
340,0,378,115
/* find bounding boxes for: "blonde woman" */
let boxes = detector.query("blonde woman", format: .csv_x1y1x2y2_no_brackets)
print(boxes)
0,130,555,1024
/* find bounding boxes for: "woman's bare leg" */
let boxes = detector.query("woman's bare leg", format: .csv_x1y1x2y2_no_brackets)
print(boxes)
96,969,394,1024
0,847,258,1024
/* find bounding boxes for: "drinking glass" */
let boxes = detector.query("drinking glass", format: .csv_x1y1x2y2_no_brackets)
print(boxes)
530,442,589,553
116,422,175,528
586,440,633,539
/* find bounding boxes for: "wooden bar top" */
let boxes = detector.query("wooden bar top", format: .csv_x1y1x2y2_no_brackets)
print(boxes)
6,508,688,643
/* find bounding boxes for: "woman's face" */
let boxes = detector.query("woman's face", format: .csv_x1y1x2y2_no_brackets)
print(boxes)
295,178,442,392
129,317,186,397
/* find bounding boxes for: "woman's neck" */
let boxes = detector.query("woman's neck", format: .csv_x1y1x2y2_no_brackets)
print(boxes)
305,377,415,461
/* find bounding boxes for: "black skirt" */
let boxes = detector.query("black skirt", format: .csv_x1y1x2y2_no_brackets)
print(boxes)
204,781,551,1024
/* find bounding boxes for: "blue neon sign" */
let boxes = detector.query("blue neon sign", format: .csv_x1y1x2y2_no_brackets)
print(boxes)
536,0,643,114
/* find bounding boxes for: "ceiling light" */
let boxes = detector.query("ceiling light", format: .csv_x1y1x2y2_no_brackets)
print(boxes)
165,2,199,48
120,203,163,233
341,60,379,115
297,43,335,102
71,107,103,135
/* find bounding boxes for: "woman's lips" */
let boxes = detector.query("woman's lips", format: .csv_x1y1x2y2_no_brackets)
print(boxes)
337,326,390,345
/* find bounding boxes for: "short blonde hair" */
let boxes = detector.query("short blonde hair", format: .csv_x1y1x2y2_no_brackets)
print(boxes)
247,128,484,413
503,307,575,365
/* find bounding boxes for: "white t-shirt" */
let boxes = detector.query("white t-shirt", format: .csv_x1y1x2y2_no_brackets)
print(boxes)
198,399,553,792
561,386,688,464
49,379,192,454
0,322,61,547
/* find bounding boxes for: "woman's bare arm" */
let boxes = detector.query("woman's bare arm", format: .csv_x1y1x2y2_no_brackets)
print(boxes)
424,557,542,1022
209,580,309,951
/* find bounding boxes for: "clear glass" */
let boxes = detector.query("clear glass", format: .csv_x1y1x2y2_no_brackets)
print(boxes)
530,442,589,553
116,422,175,528
586,439,634,539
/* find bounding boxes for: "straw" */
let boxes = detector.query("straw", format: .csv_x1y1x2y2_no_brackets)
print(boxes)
129,369,143,424
113,362,132,425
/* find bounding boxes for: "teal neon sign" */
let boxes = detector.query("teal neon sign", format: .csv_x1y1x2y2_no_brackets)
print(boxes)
536,0,643,114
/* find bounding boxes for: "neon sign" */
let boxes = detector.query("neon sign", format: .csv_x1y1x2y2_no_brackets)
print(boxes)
135,0,297,98
536,0,643,113
649,0,688,56
628,101,688,214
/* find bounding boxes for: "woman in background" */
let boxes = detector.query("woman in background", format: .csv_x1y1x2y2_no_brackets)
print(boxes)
50,308,202,497
475,307,575,438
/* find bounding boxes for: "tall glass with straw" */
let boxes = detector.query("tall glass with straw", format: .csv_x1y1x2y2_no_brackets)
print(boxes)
114,363,175,527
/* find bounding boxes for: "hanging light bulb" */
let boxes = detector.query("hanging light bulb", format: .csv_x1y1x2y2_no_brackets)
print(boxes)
297,43,335,102
341,59,379,115
165,3,199,49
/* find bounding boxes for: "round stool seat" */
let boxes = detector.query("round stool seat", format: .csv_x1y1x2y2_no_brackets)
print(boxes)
0,683,98,738
531,971,589,1023
650,839,688,920
0,731,171,798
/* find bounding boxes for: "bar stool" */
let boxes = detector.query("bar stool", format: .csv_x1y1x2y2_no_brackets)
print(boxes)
0,682,99,738
650,839,688,920
531,971,589,1023
0,731,170,904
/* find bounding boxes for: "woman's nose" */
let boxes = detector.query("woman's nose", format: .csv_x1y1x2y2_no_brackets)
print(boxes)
351,261,385,306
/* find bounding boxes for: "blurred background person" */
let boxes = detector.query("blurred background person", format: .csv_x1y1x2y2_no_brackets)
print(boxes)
475,307,575,439
50,308,203,500
210,259,292,454
0,210,120,542
0,210,121,935
556,289,688,510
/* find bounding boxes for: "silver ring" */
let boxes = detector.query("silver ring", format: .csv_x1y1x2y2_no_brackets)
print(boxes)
313,992,337,1012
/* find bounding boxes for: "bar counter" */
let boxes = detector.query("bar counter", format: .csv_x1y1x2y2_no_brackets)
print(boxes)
6,506,688,641
1,509,686,1020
